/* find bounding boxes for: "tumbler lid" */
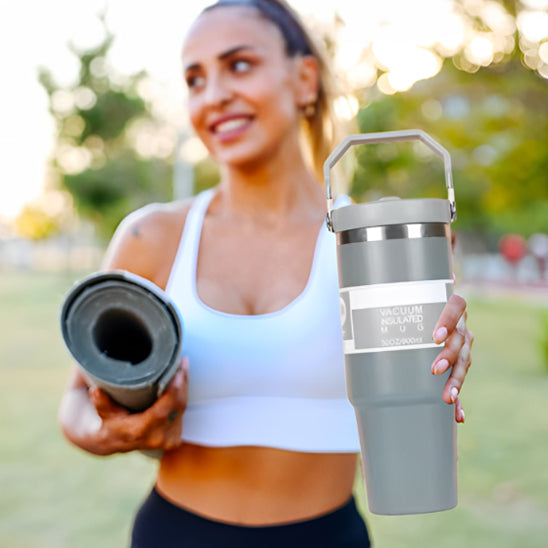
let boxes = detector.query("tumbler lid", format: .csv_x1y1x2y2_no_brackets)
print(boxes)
324,131,457,231
331,197,452,233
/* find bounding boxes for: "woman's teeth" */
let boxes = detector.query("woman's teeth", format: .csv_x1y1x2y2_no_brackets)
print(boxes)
215,118,248,133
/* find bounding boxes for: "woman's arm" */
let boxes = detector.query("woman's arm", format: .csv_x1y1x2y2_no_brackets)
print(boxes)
58,200,191,455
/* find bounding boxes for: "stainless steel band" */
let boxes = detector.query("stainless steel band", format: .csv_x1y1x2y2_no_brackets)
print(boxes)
337,222,450,245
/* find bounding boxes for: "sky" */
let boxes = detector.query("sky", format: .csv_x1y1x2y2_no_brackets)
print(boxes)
0,0,546,222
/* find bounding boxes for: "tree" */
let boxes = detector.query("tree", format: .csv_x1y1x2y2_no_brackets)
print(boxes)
350,60,548,238
38,17,173,241
15,204,60,241
38,2,547,242
339,0,548,240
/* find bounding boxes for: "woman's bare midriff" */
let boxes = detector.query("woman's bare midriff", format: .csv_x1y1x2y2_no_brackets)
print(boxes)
156,443,358,525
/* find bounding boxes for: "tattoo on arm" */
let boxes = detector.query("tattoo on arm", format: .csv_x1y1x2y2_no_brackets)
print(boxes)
132,223,142,239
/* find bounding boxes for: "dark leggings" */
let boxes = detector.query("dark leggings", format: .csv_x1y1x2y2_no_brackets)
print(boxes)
131,487,371,547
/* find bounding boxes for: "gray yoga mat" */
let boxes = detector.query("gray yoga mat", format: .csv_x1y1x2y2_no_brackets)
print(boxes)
60,270,183,412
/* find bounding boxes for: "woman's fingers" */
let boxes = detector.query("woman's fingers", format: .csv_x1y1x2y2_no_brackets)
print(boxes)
430,294,474,415
454,397,465,423
91,387,128,420
432,294,467,344
138,358,189,449
150,359,188,420
443,326,473,404
89,357,190,451
431,324,466,376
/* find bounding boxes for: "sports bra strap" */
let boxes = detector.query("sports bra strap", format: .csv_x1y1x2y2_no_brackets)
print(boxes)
166,189,215,294
183,188,215,255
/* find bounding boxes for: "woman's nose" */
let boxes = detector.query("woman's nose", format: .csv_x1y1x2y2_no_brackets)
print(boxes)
202,73,232,107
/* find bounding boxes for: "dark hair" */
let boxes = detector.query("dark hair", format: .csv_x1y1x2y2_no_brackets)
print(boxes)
201,0,342,181
203,0,313,57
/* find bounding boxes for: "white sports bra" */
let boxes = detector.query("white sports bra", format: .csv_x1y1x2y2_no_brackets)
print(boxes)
166,189,360,453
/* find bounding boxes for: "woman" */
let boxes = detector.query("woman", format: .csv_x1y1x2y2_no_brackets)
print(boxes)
58,1,473,546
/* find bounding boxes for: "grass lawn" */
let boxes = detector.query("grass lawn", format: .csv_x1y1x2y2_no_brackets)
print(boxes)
1,270,547,547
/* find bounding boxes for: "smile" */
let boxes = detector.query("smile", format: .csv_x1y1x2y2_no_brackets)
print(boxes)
210,116,253,138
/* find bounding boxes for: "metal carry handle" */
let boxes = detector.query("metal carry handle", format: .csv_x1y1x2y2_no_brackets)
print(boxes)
324,129,456,231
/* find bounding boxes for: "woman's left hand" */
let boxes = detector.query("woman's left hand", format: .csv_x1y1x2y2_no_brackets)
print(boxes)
430,294,474,423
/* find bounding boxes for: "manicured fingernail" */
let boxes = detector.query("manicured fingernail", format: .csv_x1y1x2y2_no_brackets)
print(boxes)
450,386,459,403
434,327,448,343
459,409,466,422
433,359,449,375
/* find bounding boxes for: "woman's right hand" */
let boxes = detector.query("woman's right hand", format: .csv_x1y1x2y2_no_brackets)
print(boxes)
59,358,188,456
59,201,192,456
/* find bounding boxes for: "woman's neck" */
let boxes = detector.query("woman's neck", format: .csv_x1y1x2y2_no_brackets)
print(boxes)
215,151,324,226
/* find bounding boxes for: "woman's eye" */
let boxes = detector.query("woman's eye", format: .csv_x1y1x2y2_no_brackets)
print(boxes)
231,59,252,73
186,74,205,89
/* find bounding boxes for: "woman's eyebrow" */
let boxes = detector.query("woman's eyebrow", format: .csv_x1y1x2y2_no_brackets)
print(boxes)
184,45,256,72
218,45,255,60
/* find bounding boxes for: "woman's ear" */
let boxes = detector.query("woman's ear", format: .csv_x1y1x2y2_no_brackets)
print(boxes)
294,55,320,108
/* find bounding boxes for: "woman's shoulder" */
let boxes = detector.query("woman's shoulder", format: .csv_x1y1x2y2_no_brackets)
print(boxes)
101,197,196,288
121,198,193,238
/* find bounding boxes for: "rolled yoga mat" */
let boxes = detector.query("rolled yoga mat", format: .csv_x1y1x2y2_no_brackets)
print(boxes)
60,270,183,412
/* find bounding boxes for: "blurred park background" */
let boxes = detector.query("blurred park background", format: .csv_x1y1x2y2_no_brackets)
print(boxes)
1,0,547,546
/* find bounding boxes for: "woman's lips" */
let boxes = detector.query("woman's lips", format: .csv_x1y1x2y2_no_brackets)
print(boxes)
210,115,253,141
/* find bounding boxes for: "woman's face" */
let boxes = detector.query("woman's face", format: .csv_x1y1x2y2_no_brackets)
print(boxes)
181,6,314,169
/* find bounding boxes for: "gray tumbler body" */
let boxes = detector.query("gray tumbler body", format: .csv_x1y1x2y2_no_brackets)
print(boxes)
333,198,457,515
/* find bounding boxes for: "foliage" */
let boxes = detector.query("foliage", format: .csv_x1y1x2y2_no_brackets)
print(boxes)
63,151,172,241
36,2,548,242
38,17,173,241
350,59,548,238
14,204,60,240
194,157,221,194
339,0,548,240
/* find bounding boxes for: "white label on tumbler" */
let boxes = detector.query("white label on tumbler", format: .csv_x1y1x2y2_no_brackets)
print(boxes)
340,279,454,354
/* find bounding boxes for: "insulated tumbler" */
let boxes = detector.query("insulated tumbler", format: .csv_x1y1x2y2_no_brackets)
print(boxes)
325,130,458,515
